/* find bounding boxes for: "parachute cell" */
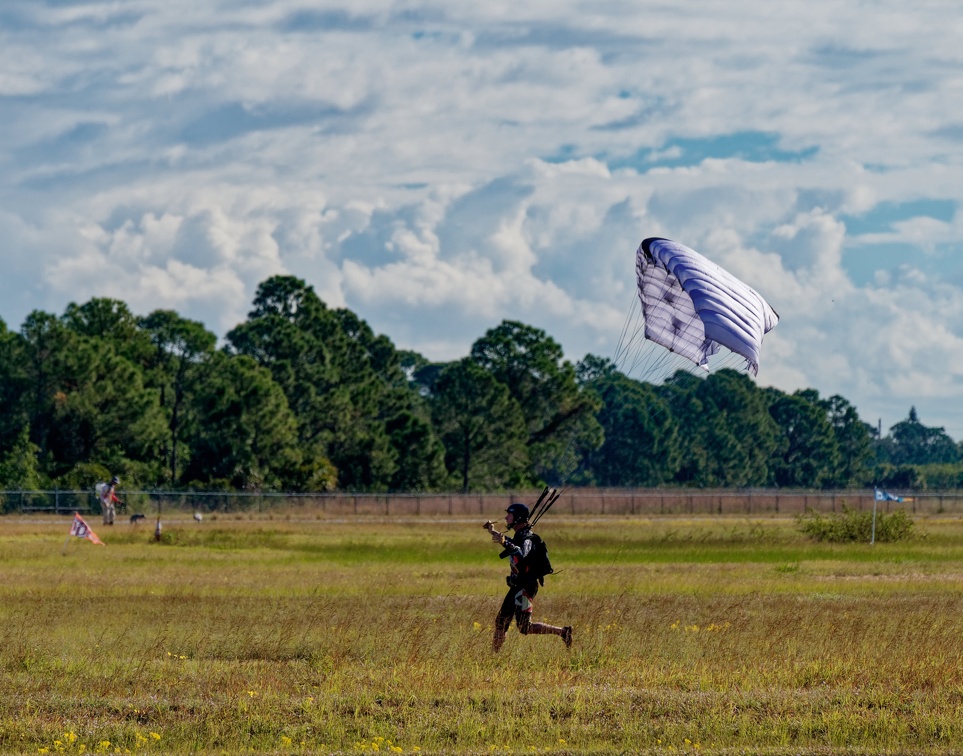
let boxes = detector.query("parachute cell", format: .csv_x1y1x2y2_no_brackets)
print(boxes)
635,237,779,376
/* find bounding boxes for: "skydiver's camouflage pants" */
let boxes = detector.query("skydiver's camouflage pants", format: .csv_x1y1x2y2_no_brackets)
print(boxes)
491,581,560,650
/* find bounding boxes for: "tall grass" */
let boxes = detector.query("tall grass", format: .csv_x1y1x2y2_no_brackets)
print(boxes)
4,513,963,754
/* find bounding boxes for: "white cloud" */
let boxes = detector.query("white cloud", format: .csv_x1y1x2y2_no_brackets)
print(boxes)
2,0,963,438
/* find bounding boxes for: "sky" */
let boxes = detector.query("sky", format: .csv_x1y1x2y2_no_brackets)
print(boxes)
2,0,963,441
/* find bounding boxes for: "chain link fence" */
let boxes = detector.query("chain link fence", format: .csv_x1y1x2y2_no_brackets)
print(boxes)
4,488,963,517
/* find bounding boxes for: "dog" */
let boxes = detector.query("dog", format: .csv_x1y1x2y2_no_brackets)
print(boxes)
130,513,146,524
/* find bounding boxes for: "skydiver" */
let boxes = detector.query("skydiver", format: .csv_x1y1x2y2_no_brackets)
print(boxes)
486,502,572,652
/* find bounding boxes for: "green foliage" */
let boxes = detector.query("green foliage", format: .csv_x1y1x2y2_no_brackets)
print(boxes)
471,321,602,485
0,282,954,493
874,463,926,490
139,309,217,485
0,426,44,490
797,504,915,542
660,369,780,487
183,353,302,490
431,358,528,491
53,461,113,491
767,389,840,488
914,462,963,489
883,406,961,465
580,364,680,486
823,394,875,486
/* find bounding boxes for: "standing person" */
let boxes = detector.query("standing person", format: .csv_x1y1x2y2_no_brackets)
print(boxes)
96,476,122,526
487,502,572,652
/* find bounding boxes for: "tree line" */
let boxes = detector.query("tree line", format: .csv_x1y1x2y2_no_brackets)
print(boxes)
0,275,959,493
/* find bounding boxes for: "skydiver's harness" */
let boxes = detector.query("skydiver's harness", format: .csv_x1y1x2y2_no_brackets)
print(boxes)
499,527,554,587
483,488,560,587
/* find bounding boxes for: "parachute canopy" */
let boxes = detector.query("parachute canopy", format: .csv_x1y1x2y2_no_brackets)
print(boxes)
635,237,779,376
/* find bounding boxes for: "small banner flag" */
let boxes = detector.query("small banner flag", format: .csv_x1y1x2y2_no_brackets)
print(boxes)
69,512,104,546
874,488,914,503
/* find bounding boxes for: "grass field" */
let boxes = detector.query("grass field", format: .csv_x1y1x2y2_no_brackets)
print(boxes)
5,510,963,755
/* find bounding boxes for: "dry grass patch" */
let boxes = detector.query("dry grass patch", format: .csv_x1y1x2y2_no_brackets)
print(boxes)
3,513,963,754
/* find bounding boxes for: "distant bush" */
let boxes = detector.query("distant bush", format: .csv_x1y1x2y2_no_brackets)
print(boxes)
797,504,915,543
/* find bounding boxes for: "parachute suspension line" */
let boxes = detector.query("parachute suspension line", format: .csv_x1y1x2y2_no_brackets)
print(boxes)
612,288,644,369
615,296,679,384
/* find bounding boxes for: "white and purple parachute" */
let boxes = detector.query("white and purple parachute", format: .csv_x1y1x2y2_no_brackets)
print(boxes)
620,237,779,379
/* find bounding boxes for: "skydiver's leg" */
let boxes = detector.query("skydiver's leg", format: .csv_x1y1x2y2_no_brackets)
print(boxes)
492,589,515,652
527,622,573,647
514,584,572,646
513,587,535,635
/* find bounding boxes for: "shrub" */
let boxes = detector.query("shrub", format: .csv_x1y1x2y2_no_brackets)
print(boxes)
797,504,915,543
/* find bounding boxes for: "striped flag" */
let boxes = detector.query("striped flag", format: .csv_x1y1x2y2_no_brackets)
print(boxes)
69,512,104,545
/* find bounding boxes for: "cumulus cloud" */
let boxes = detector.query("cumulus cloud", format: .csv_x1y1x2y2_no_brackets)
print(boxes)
2,0,963,437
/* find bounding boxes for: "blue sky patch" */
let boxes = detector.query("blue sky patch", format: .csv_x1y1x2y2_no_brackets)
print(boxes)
612,132,819,170
842,239,961,287
841,198,956,235
544,131,818,170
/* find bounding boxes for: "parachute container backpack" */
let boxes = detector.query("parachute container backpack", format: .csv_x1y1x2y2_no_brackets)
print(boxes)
635,238,779,377
526,533,553,586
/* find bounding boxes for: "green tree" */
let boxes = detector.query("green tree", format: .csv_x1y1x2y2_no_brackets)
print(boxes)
430,358,528,491
62,298,154,368
823,394,874,487
17,311,82,460
767,389,840,488
138,310,217,485
470,321,602,485
183,353,303,490
385,410,450,491
0,319,29,456
227,276,366,487
658,371,711,485
661,369,779,487
12,306,169,484
888,407,961,465
46,344,167,481
229,276,449,491
580,361,680,486
0,425,44,490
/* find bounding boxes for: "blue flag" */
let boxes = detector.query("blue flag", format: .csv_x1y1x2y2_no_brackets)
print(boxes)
875,488,905,503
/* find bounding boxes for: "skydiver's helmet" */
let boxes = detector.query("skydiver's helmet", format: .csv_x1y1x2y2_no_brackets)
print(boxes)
506,502,530,525
110,476,119,486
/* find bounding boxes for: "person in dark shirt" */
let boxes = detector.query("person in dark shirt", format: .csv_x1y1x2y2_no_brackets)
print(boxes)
487,502,572,652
